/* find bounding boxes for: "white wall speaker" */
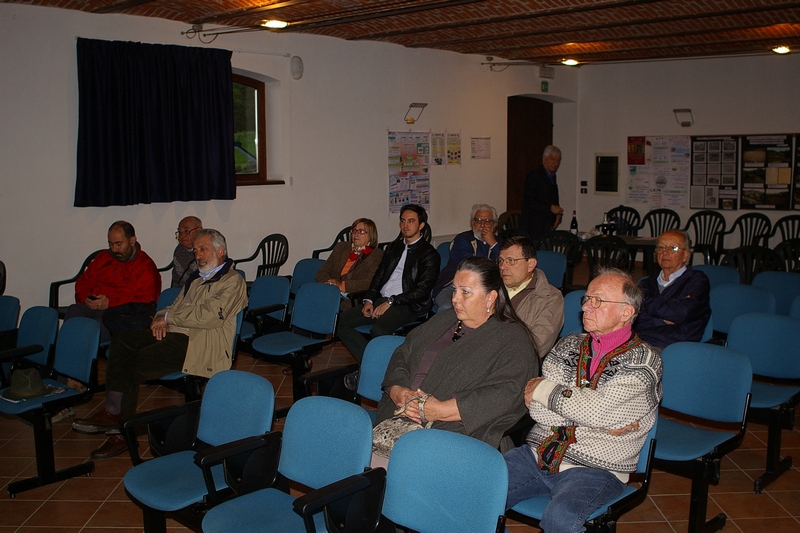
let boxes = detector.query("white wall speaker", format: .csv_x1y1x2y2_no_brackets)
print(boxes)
290,55,304,80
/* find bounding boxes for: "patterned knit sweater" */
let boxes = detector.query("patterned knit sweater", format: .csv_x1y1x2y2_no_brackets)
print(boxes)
526,333,662,478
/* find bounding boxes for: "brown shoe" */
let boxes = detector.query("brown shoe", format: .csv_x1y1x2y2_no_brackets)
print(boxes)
72,409,121,434
90,434,129,460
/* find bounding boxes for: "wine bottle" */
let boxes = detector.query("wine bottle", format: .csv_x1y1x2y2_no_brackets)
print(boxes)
570,211,578,235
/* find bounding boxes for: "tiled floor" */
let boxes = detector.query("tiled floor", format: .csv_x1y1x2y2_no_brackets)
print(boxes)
2,259,799,532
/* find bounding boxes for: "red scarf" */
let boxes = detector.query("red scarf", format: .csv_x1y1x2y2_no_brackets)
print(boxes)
348,245,373,261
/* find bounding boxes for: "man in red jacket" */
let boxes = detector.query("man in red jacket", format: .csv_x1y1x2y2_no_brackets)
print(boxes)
66,221,161,341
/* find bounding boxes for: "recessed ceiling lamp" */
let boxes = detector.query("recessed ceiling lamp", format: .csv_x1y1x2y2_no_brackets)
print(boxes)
772,46,791,54
561,59,579,66
262,19,289,29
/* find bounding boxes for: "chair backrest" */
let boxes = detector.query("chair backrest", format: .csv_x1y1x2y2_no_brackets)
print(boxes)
156,287,182,311
773,238,800,273
771,215,800,245
312,226,352,259
436,241,451,270
582,236,632,278
684,210,726,262
641,209,680,237
709,284,776,334
290,258,325,297
233,233,289,278
791,294,800,318
560,290,585,337
0,295,20,332
727,213,771,248
542,231,582,264
692,264,740,289
279,396,373,490
721,245,784,284
752,271,800,315
727,313,800,380
536,251,567,290
383,429,508,533
700,314,713,342
196,369,274,446
248,274,291,322
291,282,342,335
359,336,405,402
608,205,641,237
16,306,59,366
660,342,752,423
53,317,100,384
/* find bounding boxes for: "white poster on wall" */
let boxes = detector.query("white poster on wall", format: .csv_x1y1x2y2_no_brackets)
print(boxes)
626,135,691,209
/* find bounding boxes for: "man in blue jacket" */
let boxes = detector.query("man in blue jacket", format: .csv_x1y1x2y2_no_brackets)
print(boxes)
633,230,711,350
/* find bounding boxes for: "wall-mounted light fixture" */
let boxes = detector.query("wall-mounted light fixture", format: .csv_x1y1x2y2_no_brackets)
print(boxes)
404,103,428,124
262,19,288,29
673,108,694,127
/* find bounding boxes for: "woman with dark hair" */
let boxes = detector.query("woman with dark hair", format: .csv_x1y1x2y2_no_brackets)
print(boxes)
315,218,383,308
374,257,538,457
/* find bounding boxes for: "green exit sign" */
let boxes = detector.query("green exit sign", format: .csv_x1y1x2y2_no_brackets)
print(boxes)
541,80,549,93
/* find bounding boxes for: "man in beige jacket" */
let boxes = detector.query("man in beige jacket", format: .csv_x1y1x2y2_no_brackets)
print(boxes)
73,229,247,459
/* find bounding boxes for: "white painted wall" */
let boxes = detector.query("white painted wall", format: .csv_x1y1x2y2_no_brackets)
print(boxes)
0,4,579,310
574,54,800,239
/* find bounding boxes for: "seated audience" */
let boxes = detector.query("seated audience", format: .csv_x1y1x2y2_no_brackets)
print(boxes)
433,203,501,310
172,216,202,288
337,204,439,364
72,229,248,460
315,218,383,309
374,257,538,460
504,268,662,532
66,221,161,342
498,236,564,358
633,229,710,350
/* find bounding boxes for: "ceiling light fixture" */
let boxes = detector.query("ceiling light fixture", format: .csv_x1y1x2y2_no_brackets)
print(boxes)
561,59,579,66
772,46,790,54
262,19,288,29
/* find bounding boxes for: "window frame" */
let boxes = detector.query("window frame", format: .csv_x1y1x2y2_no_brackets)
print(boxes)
232,73,282,186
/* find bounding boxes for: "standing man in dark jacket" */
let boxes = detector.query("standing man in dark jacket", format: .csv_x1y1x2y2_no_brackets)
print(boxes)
634,230,711,350
521,145,564,242
337,204,440,363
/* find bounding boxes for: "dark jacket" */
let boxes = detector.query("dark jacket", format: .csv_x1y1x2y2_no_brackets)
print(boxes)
364,236,440,316
634,267,711,348
433,229,500,296
521,164,559,241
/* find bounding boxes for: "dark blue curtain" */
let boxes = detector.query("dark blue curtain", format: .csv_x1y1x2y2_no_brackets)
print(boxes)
75,38,236,207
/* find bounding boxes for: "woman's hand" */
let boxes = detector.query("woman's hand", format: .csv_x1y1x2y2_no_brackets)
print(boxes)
388,385,416,408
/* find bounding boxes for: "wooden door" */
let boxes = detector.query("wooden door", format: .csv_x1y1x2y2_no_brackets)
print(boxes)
506,96,553,211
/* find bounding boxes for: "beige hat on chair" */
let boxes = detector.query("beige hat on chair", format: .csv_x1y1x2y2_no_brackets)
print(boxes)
3,368,48,400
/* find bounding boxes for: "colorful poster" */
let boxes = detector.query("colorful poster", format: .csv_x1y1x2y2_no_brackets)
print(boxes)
739,135,791,210
625,136,690,209
431,133,445,166
388,131,430,213
447,133,461,165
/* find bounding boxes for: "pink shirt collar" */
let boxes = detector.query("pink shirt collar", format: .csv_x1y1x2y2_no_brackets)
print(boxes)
588,324,633,376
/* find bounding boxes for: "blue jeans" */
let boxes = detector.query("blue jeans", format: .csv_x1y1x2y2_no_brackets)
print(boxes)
504,445,625,533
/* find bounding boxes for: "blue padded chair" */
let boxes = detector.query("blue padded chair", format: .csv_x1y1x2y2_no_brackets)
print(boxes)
381,429,508,533
239,275,290,344
752,271,800,316
122,370,275,533
510,418,658,533
0,294,20,332
0,317,100,496
288,258,326,318
692,264,739,289
202,396,374,533
653,342,752,533
1,306,59,385
249,282,341,417
791,294,800,318
356,336,404,422
560,289,586,338
709,283,775,336
156,286,181,311
700,314,713,343
536,250,567,290
436,241,451,271
727,313,800,493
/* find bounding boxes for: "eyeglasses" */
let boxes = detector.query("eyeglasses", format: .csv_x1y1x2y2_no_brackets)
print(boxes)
175,227,200,238
473,217,494,225
497,257,528,266
580,295,629,309
350,228,368,235
655,245,684,254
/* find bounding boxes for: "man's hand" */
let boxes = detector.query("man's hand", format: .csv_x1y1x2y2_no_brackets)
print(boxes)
85,294,109,311
608,420,639,436
150,315,169,340
480,226,497,247
523,377,543,408
551,204,564,215
372,301,391,318
362,301,374,318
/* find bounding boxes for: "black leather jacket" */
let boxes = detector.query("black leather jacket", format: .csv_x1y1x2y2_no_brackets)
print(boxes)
364,236,440,316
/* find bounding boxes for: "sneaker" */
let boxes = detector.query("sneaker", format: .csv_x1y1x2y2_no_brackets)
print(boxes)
72,409,121,434
344,370,359,391
51,407,76,423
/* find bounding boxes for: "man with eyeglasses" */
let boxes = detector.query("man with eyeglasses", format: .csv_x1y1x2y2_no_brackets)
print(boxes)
504,267,662,531
433,204,502,310
497,236,563,358
172,216,203,288
633,229,711,350
66,221,161,342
